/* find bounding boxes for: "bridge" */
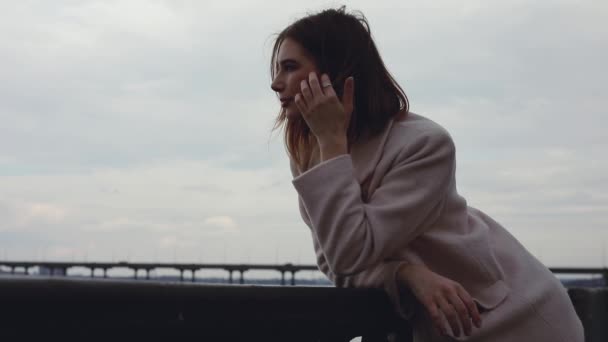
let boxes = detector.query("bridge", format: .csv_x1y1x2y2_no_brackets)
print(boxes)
0,260,321,285
0,260,606,285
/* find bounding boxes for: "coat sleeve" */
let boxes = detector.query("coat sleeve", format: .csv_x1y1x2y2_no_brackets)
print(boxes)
297,193,417,319
292,128,455,277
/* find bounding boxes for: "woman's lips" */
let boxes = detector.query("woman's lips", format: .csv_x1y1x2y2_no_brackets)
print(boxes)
281,98,293,108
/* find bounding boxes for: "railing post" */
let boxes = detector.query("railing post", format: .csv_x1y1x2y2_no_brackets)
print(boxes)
568,288,608,342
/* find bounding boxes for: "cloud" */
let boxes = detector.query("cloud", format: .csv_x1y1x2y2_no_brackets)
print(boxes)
203,216,239,234
0,200,68,231
0,0,605,267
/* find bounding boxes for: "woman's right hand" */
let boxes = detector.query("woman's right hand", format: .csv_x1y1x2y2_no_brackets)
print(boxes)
397,264,482,337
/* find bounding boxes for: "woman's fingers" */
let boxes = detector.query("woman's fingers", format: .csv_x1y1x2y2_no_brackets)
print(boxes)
294,93,308,114
320,74,336,97
423,299,447,336
308,72,324,98
448,290,473,336
400,265,482,338
300,79,313,104
341,76,355,114
436,295,461,337
457,286,482,328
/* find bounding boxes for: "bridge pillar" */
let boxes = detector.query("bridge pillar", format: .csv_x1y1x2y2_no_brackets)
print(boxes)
10,267,14,274
291,271,296,286
281,271,285,286
191,269,196,282
180,270,184,282
90,268,94,278
103,268,107,278
228,270,233,284
239,270,244,284
146,269,150,280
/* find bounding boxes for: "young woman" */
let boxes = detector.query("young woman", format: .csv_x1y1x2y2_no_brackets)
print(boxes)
269,7,584,341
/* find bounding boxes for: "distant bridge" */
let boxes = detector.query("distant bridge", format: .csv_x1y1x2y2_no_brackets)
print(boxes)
0,261,319,285
0,261,606,285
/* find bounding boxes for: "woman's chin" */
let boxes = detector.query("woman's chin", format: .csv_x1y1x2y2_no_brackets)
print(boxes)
285,108,301,120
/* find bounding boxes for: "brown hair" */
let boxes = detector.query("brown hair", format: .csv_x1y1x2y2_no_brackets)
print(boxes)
270,6,409,170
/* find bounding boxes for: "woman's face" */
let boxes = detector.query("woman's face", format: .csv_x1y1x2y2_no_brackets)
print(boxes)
271,38,320,120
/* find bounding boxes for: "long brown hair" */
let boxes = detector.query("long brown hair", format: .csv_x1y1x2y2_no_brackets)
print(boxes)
270,6,409,170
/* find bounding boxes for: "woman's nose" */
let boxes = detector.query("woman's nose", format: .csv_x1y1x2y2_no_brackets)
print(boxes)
271,77,284,93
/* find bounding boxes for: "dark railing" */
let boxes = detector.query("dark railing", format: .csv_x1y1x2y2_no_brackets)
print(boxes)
1,262,607,341
0,275,411,341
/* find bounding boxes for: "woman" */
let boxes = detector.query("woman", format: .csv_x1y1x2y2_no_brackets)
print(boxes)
269,7,584,342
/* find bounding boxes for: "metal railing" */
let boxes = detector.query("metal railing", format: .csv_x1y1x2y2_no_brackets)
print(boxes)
0,262,607,341
0,275,412,341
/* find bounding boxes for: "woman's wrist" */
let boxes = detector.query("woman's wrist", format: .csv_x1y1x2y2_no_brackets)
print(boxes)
318,136,348,161
397,263,418,288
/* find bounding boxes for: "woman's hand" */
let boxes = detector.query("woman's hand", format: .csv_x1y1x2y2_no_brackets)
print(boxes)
294,72,354,161
398,264,482,337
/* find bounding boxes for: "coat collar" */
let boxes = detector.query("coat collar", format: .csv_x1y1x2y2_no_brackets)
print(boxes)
351,109,407,185
305,109,406,185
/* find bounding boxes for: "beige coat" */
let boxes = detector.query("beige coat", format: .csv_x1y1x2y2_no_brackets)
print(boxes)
290,111,584,341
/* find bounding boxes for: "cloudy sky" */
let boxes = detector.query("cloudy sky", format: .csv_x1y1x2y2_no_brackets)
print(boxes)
0,0,606,271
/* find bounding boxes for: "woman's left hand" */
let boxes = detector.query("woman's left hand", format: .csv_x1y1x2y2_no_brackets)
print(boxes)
398,264,482,337
295,72,354,149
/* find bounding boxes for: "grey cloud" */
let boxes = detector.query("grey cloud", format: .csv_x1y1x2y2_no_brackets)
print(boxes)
181,184,233,195
0,1,605,266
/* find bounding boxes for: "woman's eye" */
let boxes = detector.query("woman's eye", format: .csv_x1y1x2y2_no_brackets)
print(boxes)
284,64,297,71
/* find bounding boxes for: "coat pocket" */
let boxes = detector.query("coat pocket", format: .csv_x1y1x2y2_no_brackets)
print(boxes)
472,279,510,311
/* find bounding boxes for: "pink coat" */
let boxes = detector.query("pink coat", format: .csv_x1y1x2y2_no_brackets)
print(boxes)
290,111,584,341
